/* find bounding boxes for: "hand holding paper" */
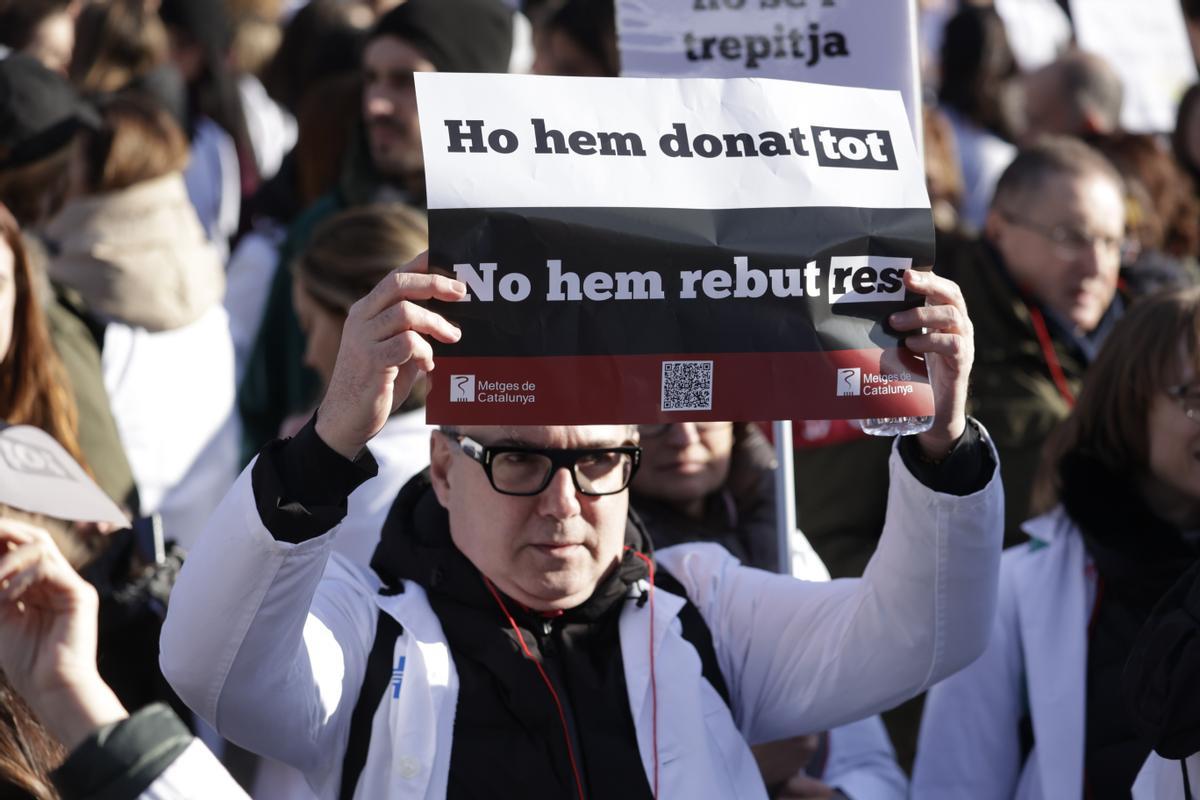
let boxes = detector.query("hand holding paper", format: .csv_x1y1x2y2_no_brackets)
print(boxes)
316,252,466,460
889,270,974,460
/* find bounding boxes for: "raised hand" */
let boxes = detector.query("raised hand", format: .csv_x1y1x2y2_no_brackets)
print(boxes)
889,269,974,460
315,252,466,459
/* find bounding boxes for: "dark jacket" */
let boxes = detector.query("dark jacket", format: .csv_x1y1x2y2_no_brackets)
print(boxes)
936,233,1095,546
1124,556,1200,760
42,279,138,511
632,423,781,572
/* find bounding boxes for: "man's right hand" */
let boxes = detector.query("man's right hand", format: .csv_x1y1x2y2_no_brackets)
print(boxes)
315,252,466,459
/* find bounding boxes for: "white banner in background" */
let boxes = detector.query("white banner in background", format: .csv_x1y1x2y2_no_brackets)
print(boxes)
615,0,921,142
1070,0,1198,133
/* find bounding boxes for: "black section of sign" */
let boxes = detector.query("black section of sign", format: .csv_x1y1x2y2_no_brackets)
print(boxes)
428,205,934,358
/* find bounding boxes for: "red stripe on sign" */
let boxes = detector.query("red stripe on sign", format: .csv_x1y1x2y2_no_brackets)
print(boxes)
428,350,931,424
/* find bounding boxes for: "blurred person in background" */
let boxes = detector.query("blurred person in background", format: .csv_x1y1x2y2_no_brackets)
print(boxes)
1093,133,1200,297
0,55,137,512
70,0,170,96
631,421,908,800
225,0,370,382
227,73,365,382
923,103,966,234
41,92,236,552
0,0,75,75
290,204,432,566
935,4,1018,232
0,204,87,479
531,0,619,78
46,94,223,332
1013,49,1124,146
225,0,297,184
258,0,373,119
915,287,1200,799
159,0,252,259
238,0,514,462
940,137,1128,547
69,0,189,130
30,94,231,723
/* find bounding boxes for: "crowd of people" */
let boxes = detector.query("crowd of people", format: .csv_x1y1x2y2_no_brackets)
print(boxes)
0,0,1197,797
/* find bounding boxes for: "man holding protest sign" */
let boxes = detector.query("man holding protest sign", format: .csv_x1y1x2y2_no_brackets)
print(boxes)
161,249,1000,800
161,72,1003,799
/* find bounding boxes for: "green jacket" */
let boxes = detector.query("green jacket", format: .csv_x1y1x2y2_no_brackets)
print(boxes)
936,233,1086,546
25,233,136,510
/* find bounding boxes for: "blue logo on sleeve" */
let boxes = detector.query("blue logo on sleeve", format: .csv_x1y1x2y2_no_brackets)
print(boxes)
391,656,406,699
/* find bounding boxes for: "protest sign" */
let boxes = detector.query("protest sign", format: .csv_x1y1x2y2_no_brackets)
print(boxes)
416,72,934,425
992,0,1072,72
1070,0,1198,133
615,0,921,143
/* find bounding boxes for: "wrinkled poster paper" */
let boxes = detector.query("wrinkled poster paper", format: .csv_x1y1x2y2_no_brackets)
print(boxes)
417,73,934,424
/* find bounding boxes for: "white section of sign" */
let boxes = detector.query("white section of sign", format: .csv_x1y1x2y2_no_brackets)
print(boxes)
415,73,928,211
993,0,1072,71
615,0,921,143
826,255,911,304
1070,0,1199,133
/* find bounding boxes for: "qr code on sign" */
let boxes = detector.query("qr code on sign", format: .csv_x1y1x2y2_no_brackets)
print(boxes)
661,360,713,411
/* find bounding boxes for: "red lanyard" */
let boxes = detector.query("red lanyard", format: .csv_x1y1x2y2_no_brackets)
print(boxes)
1027,304,1077,407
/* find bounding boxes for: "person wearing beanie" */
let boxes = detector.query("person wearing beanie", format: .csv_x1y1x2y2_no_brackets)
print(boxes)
0,55,138,513
236,0,514,468
0,54,102,214
354,0,515,203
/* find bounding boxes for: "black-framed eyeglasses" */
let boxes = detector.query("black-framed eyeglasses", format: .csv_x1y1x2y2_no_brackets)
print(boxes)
1166,384,1200,425
1000,212,1135,263
441,431,641,496
637,422,732,439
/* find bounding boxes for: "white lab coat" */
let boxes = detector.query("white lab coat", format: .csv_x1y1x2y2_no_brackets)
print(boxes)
914,507,1095,800
163,439,1002,799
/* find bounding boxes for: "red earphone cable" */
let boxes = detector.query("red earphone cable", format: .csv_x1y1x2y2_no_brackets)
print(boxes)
1028,305,1077,407
481,577,586,800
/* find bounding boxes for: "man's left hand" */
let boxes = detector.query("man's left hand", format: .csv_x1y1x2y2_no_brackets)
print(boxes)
890,269,974,460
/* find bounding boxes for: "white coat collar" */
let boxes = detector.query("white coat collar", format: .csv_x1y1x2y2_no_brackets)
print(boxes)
1012,511,1094,800
619,581,686,779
